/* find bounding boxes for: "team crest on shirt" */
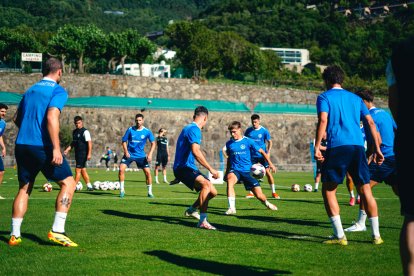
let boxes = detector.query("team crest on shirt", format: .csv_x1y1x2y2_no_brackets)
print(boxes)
141,135,145,139
240,144,246,149
258,134,263,138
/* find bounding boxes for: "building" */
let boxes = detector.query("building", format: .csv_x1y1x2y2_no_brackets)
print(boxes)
260,47,310,66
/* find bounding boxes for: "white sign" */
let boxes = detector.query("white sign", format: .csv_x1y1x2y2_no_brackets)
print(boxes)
21,52,42,62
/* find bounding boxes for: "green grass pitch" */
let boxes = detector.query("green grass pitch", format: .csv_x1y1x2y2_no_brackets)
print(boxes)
0,168,402,275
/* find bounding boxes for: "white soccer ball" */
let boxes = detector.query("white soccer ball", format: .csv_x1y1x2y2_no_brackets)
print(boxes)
303,184,313,192
100,181,109,191
75,181,83,191
93,181,101,190
113,181,120,190
291,183,300,192
108,181,115,190
250,163,265,179
43,182,53,192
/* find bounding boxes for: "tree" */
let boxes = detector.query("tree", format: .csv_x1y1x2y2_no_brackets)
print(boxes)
48,24,106,73
130,37,157,77
0,27,43,63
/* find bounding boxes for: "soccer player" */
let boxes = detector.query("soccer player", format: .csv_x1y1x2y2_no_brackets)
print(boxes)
112,151,119,171
0,103,8,199
118,113,155,198
345,89,397,233
9,57,78,247
173,106,219,230
314,65,384,246
244,114,279,199
154,128,170,184
313,132,327,192
388,35,414,276
224,121,278,215
63,116,93,191
99,146,112,171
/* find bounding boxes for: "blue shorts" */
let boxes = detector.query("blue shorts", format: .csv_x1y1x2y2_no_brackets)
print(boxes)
321,145,370,186
15,144,73,184
121,156,149,169
0,157,4,171
252,157,269,168
173,167,209,192
369,155,397,186
229,170,260,191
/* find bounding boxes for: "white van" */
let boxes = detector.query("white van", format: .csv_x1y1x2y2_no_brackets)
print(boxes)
116,62,170,78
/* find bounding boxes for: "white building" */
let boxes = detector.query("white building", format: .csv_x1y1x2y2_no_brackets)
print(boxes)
260,47,310,66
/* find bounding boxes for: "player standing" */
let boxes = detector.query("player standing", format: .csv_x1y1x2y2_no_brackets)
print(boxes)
9,57,78,247
244,114,279,199
118,113,155,198
314,65,384,246
173,106,219,230
0,103,8,199
64,116,93,191
154,128,170,184
224,121,277,215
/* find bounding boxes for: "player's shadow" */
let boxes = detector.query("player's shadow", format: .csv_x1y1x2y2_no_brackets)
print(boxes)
0,231,52,246
279,198,324,205
144,250,291,275
237,215,331,228
82,191,112,196
102,209,326,242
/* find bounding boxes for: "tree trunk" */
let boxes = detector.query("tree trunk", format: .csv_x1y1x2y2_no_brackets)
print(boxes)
120,55,127,74
78,53,84,74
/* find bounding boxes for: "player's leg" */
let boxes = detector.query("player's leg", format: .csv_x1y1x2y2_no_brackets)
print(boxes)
322,181,347,245
251,186,278,210
0,169,4,198
74,167,81,183
9,181,34,245
225,172,238,214
400,216,414,276
357,182,383,244
143,167,154,198
118,162,128,197
194,175,217,229
162,156,169,183
80,168,92,190
154,164,160,184
105,159,110,171
346,172,356,206
266,168,279,199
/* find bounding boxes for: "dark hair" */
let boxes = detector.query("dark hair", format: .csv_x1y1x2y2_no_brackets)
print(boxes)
42,57,63,76
251,114,260,121
74,115,83,122
0,103,8,110
228,121,241,130
194,106,209,118
158,128,166,133
135,113,144,119
355,89,374,102
322,65,345,86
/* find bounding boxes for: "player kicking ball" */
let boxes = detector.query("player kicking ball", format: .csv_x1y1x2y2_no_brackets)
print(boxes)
224,121,277,215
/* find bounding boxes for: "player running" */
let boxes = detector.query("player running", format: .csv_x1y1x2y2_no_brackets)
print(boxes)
224,121,278,215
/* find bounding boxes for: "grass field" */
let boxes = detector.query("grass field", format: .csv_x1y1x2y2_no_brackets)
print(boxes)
0,168,402,275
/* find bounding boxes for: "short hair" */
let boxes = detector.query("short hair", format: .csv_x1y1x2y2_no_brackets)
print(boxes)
42,57,63,77
74,115,83,122
322,65,345,86
158,128,166,134
194,106,209,118
135,113,144,119
0,103,8,110
228,121,241,130
251,114,260,121
355,89,374,102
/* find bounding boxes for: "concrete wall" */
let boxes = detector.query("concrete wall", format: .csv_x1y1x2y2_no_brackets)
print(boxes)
0,73,388,170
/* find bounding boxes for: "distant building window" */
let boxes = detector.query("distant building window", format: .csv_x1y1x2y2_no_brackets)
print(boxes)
261,47,310,66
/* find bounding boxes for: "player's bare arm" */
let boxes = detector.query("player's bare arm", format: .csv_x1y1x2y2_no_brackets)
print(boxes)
147,141,156,163
365,114,384,165
87,140,92,160
314,112,328,162
47,107,63,166
122,141,130,159
259,148,276,173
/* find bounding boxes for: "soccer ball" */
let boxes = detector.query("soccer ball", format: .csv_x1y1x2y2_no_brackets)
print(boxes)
303,184,313,192
75,182,83,192
250,163,265,179
93,181,101,190
43,183,53,192
291,184,300,192
108,181,115,190
100,181,109,191
113,181,120,190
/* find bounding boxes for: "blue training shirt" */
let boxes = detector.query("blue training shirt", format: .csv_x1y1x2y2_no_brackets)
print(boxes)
244,126,271,158
0,119,5,137
316,88,369,149
122,126,155,159
363,107,397,158
226,136,261,172
15,78,68,146
173,122,201,171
